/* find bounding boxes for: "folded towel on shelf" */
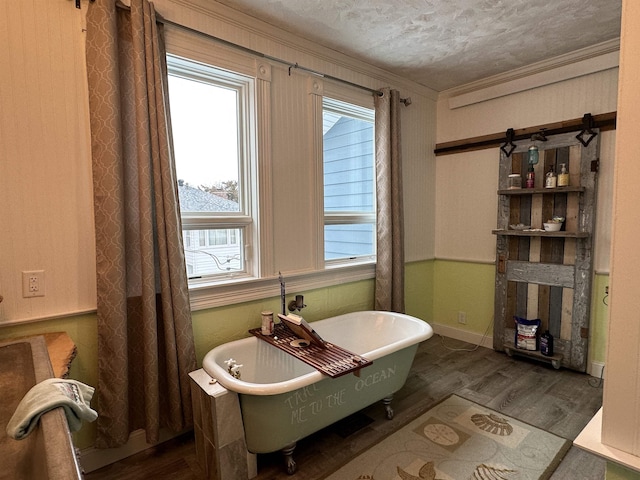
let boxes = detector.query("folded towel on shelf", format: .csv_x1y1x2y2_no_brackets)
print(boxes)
6,378,98,440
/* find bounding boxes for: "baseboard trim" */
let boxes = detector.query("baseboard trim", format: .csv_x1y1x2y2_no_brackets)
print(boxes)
80,428,185,473
431,322,493,349
589,361,605,380
432,323,606,379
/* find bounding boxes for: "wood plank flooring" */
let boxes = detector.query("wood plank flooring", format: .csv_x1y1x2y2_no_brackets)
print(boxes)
85,335,605,480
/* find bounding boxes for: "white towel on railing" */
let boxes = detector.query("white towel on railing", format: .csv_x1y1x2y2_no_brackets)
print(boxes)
6,378,98,440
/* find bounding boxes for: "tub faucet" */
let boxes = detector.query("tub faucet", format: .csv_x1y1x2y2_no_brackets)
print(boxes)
279,271,286,315
279,272,306,313
224,358,242,379
288,294,306,312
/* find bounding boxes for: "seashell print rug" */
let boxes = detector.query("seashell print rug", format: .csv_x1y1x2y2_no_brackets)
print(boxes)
324,395,571,480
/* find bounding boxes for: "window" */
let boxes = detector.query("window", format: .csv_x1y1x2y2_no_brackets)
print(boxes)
163,29,377,308
167,55,255,281
322,98,376,262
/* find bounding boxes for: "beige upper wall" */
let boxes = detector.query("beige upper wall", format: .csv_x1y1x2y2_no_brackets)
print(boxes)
0,0,437,324
437,68,619,143
1,0,618,325
0,0,96,324
435,68,619,272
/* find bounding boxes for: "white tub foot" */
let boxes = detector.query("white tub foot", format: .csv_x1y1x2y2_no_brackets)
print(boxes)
281,443,297,475
382,395,394,420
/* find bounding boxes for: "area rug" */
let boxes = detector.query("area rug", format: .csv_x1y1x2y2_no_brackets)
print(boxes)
324,395,571,480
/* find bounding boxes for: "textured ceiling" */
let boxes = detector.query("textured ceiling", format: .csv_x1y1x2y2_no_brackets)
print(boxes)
215,0,622,92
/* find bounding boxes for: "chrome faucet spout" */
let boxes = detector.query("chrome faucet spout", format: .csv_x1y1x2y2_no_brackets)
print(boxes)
279,272,286,316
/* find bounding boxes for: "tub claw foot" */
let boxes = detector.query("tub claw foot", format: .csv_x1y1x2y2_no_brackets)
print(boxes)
382,395,394,420
282,443,297,475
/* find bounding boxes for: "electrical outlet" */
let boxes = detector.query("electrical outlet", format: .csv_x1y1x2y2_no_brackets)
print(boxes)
22,270,45,298
458,311,467,324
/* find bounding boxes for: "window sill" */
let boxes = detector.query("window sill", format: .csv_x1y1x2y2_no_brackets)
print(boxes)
188,262,376,311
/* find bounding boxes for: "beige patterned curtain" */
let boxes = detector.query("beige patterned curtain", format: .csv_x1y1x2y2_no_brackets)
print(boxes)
374,88,405,312
86,0,196,448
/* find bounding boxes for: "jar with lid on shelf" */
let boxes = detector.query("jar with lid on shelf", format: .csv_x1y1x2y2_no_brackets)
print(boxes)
528,145,539,165
508,174,522,189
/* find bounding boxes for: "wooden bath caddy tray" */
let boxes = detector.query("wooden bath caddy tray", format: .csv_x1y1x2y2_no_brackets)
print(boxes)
249,323,372,378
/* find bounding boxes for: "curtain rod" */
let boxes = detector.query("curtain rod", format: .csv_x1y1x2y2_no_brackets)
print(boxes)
115,2,412,105
162,16,383,94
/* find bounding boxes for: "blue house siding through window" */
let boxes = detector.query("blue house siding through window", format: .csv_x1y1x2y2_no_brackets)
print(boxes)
323,116,375,260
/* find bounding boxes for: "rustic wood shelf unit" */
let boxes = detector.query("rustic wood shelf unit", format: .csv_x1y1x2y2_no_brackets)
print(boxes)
492,131,599,372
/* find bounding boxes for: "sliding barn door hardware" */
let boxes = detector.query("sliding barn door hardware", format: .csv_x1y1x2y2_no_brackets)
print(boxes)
500,128,516,157
437,112,615,157
500,127,548,157
576,113,598,147
499,115,600,158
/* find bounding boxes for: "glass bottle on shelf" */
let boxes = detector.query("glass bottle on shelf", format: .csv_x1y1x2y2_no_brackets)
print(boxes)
545,166,557,188
557,163,569,187
526,165,535,188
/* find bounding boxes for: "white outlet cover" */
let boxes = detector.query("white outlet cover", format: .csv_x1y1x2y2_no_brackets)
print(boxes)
22,270,45,297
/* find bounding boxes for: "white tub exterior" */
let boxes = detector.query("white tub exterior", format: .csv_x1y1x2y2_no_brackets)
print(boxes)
202,311,433,454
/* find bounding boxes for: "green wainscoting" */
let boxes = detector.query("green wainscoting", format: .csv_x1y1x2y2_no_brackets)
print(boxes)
405,259,434,322
591,273,610,365
190,278,375,365
432,259,608,365
433,259,495,336
607,462,640,480
0,260,608,451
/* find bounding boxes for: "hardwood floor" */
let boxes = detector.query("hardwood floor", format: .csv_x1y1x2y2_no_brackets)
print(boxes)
85,335,605,480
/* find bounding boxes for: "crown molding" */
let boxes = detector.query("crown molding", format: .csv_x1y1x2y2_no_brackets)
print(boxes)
155,0,438,101
442,38,620,109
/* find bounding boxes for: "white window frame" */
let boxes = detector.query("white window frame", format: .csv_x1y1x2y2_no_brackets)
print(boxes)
164,26,376,311
167,54,257,285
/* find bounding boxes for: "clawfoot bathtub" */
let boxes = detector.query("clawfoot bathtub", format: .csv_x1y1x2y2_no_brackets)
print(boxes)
202,310,433,474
